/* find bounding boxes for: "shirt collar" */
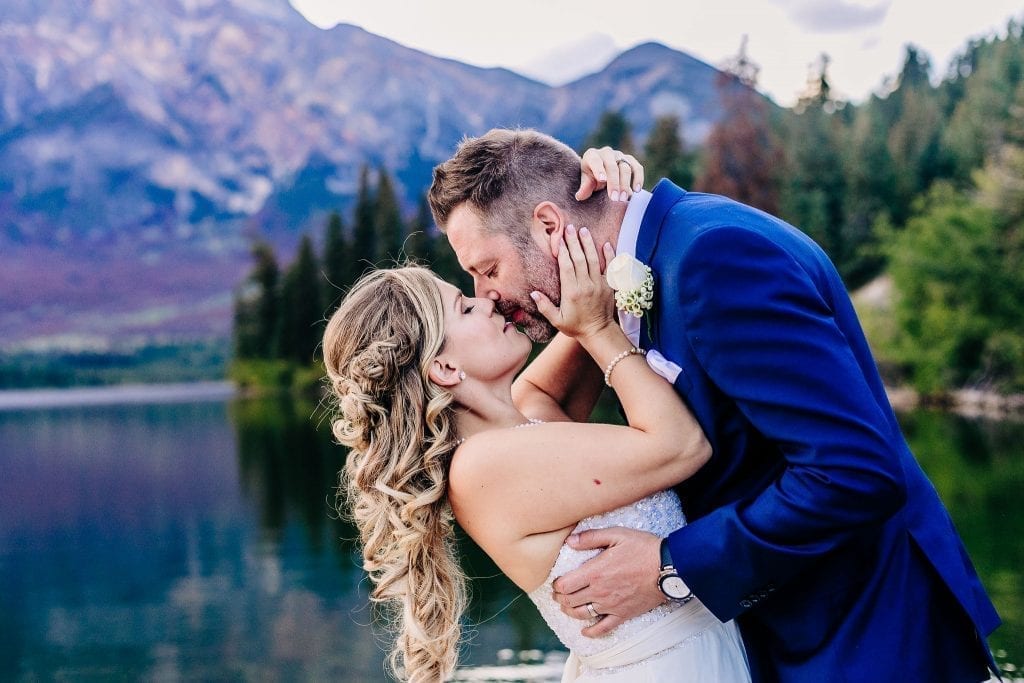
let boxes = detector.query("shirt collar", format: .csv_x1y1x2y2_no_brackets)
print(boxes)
614,189,653,259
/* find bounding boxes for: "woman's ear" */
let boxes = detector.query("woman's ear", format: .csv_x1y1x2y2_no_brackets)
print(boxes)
428,358,461,388
531,201,565,258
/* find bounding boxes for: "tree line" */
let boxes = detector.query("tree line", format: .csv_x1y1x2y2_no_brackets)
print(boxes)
231,166,470,372
234,18,1024,396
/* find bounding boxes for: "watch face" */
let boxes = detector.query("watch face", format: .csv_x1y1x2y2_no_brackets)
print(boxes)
659,574,690,600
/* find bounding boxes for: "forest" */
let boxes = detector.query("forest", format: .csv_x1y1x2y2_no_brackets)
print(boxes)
233,21,1024,399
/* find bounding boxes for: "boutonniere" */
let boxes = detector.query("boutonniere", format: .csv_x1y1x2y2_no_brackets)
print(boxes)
606,253,654,317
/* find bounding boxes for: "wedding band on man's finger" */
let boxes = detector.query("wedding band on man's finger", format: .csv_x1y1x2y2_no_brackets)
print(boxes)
585,602,600,619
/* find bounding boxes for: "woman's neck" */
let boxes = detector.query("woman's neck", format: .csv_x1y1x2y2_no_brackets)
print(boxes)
453,382,530,441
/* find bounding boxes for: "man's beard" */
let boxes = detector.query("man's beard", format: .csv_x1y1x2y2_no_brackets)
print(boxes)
501,244,560,343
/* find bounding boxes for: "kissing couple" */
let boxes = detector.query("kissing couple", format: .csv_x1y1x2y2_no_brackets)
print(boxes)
323,129,1001,682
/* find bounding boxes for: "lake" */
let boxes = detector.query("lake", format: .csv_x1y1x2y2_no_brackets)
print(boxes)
0,390,1020,680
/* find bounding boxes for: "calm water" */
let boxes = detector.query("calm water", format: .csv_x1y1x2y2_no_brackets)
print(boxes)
0,393,1020,680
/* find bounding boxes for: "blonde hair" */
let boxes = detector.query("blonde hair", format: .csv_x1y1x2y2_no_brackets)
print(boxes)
323,266,466,682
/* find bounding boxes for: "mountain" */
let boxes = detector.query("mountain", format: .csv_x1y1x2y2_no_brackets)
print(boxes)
0,0,757,351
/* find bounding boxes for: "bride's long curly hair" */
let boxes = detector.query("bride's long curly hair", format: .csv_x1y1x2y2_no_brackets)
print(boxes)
323,266,465,682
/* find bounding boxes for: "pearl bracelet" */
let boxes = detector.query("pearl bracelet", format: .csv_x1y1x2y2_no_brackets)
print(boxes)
603,347,646,386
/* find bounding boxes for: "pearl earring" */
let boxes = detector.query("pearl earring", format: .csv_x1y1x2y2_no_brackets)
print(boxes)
459,371,466,381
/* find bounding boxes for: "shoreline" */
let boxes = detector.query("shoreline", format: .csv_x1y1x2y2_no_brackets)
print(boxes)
886,385,1024,422
0,381,236,411
0,379,1020,421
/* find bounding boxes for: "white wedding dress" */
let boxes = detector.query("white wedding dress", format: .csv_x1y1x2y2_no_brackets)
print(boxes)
527,490,751,682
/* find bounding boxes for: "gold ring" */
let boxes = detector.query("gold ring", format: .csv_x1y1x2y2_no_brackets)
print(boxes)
585,602,599,619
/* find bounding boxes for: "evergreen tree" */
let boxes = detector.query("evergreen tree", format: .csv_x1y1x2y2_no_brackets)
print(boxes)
884,46,946,221
643,115,694,188
276,235,323,364
943,22,1024,180
695,38,783,214
374,167,405,265
350,164,377,277
321,211,350,313
841,102,900,285
780,54,849,274
583,110,636,155
405,195,437,266
232,241,280,359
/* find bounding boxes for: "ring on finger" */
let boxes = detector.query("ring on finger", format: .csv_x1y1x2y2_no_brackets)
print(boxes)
615,158,630,167
585,602,600,619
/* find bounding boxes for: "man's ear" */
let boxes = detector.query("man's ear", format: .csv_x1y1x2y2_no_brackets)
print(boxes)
531,201,566,258
428,357,461,388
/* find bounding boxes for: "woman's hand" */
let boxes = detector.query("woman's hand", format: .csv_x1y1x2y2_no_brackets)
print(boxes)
576,147,644,203
532,225,616,341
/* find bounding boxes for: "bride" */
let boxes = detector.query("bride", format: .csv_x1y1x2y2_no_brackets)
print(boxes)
322,160,750,682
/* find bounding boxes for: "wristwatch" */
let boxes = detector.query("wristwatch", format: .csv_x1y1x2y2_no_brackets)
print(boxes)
658,538,694,602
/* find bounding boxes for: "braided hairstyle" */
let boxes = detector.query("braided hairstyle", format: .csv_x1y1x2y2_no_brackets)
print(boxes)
323,266,465,682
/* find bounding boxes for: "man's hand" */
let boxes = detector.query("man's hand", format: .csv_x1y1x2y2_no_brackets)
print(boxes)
551,527,665,637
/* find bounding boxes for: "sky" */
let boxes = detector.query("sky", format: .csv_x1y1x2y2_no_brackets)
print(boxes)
289,0,1022,106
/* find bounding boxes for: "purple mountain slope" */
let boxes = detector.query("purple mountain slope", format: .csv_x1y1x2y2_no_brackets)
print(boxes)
0,0,758,349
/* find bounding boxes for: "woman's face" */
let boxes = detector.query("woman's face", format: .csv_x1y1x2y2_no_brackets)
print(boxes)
434,278,532,384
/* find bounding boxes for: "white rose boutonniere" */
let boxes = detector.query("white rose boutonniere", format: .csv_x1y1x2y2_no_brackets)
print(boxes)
606,253,654,317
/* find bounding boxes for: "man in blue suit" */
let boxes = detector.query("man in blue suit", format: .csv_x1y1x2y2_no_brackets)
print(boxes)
428,128,1000,681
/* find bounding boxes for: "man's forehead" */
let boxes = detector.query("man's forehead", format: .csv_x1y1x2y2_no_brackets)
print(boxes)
447,205,504,264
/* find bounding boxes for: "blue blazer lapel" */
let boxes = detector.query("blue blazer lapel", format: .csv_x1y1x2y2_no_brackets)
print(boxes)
635,179,687,350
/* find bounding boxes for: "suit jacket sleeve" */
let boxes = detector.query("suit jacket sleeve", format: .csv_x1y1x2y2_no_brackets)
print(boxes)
668,225,908,621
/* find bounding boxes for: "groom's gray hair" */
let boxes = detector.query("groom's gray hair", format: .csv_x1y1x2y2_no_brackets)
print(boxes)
428,128,607,247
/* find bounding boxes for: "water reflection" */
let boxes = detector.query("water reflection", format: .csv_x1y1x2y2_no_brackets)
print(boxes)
0,395,1020,680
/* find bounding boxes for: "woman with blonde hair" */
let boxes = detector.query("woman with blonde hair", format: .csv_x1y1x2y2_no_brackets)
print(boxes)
323,157,749,682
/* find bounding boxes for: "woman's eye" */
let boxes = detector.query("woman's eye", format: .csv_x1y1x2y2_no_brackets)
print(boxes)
463,305,475,314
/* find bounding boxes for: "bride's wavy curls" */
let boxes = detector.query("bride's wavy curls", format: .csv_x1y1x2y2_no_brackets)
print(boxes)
323,266,465,682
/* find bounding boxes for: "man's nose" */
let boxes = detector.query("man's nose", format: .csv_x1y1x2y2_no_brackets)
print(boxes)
472,277,500,302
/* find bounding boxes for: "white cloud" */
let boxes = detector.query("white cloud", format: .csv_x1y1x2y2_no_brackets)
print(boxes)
771,0,891,33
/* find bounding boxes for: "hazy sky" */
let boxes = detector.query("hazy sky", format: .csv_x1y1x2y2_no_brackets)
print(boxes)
289,0,1022,106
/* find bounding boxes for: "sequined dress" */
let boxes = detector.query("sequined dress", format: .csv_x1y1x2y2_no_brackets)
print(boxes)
527,490,751,681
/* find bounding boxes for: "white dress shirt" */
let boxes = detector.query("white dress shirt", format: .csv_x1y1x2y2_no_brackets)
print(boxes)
614,191,683,384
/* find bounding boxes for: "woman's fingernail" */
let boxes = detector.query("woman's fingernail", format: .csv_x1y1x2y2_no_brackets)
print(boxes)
599,173,607,181
610,191,620,202
567,224,576,234
580,226,589,236
530,291,540,300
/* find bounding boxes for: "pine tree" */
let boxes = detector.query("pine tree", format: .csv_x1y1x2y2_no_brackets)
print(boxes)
405,195,437,266
276,235,322,364
350,164,377,277
583,111,636,155
321,211,349,313
232,241,280,359
374,168,405,265
780,54,849,272
643,115,694,188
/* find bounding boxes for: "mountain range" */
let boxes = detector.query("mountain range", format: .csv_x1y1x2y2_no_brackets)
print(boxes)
0,0,753,351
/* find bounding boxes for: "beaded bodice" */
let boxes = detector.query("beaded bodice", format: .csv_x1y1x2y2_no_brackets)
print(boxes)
526,489,687,657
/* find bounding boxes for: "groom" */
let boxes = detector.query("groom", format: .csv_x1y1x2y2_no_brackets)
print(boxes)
428,129,1001,681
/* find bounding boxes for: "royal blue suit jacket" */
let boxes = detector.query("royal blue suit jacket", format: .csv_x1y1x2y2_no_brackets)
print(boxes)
640,181,1000,682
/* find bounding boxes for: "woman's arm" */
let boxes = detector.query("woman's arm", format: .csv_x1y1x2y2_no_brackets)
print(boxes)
511,333,603,424
511,147,643,423
451,227,709,552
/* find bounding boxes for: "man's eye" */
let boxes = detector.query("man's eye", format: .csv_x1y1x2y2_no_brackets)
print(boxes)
487,268,497,279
